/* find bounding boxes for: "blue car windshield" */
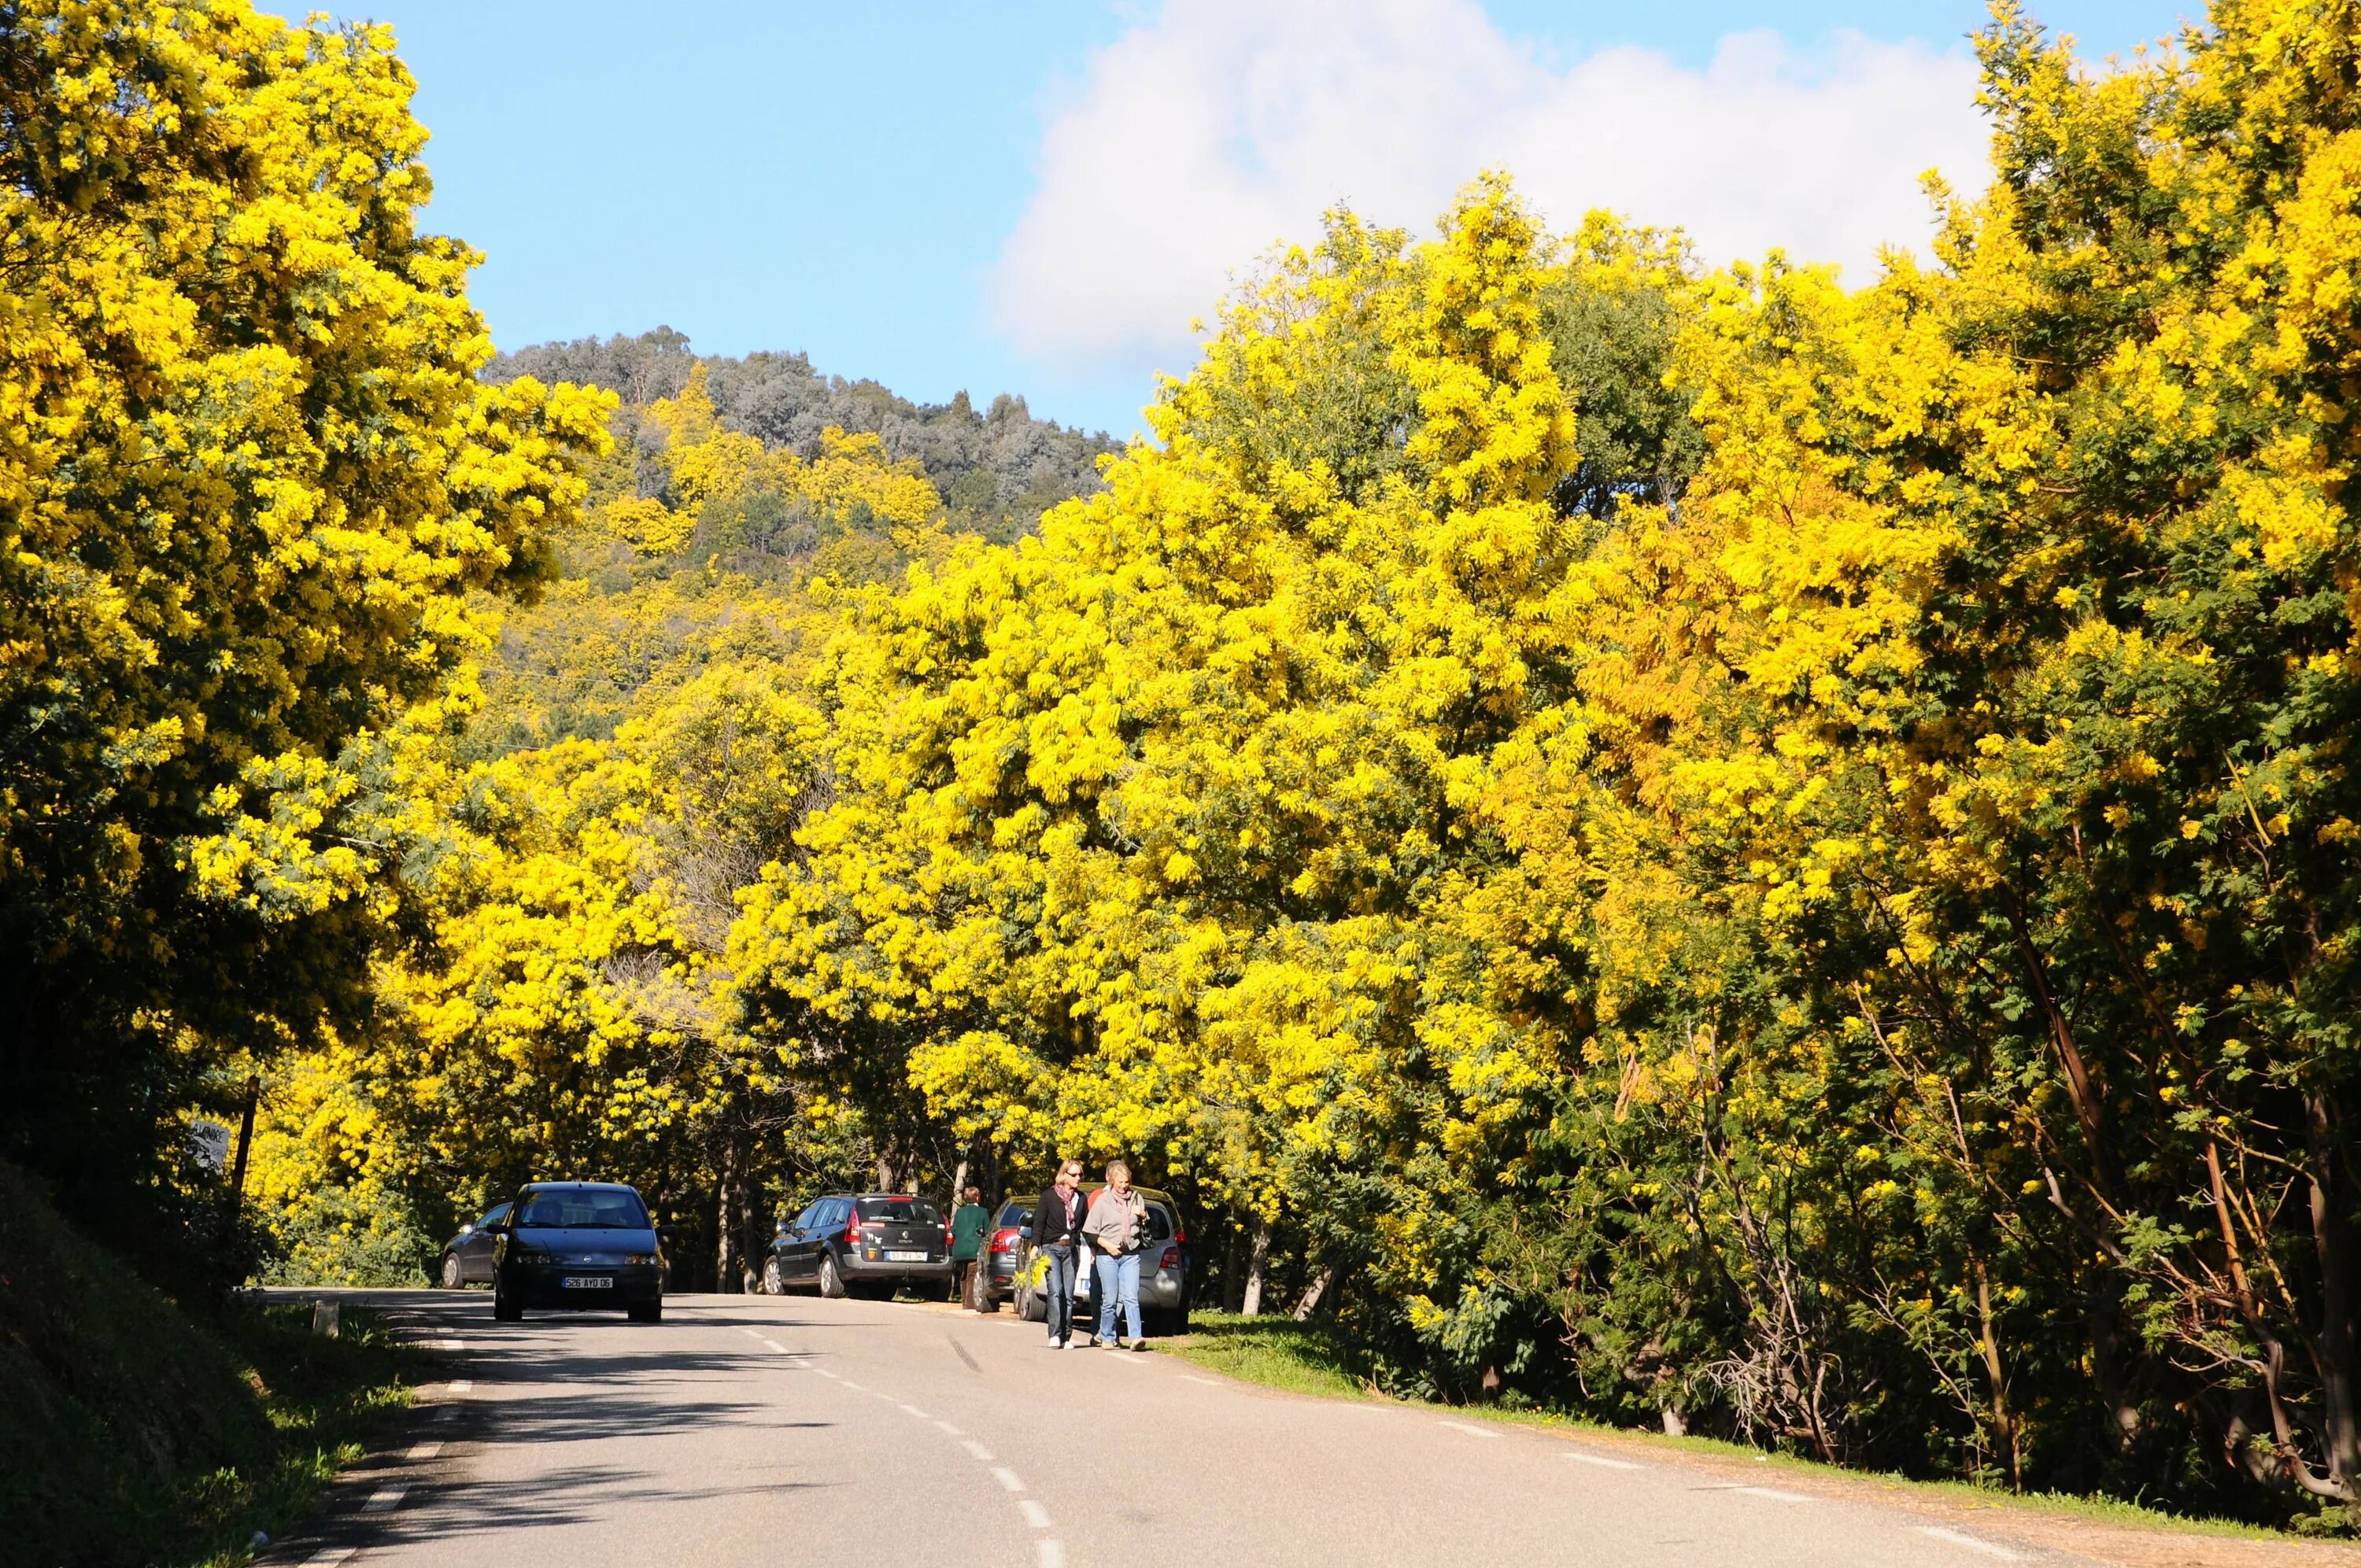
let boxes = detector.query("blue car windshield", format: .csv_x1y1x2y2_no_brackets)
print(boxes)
518,1190,647,1230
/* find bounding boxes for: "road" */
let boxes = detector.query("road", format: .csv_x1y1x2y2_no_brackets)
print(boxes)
283,1289,2089,1568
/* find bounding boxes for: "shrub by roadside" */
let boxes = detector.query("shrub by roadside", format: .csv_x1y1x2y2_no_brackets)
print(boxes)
0,1159,421,1566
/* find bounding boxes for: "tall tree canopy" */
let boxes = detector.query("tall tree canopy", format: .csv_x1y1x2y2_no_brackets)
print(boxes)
35,0,2361,1528
0,0,608,1239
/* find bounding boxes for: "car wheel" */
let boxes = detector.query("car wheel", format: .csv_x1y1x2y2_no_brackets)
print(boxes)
493,1281,522,1322
1016,1282,1044,1323
628,1300,663,1323
438,1253,462,1290
818,1250,847,1300
762,1256,784,1296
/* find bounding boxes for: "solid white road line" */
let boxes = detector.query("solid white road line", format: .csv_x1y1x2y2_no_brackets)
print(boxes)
1916,1526,2023,1560
962,1440,995,1463
406,1442,442,1461
1438,1420,1502,1439
362,1486,407,1513
741,1327,763,1338
899,1403,930,1419
934,1419,964,1437
992,1467,1025,1493
1180,1374,1221,1387
1735,1486,1812,1503
761,1338,789,1353
1019,1499,1052,1529
839,1378,866,1390
1562,1450,1642,1470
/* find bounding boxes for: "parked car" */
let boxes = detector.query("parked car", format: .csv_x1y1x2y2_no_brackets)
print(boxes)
977,1197,1032,1306
763,1192,955,1301
435,1200,511,1289
1010,1182,1189,1335
489,1181,665,1323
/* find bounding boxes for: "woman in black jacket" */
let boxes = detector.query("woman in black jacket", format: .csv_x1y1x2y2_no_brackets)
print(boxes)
1029,1158,1088,1348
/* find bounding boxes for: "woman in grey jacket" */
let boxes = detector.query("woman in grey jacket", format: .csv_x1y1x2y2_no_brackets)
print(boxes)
1083,1159,1151,1350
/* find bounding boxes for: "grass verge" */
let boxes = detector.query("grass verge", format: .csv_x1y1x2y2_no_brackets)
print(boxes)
0,1158,423,1566
1164,1312,2326,1547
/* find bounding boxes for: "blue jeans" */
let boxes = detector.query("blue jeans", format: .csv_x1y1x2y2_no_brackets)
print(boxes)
1042,1245,1077,1341
1095,1251,1141,1342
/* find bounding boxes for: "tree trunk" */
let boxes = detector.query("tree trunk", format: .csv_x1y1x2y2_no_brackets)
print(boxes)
1292,1264,1335,1322
2307,1094,2361,1499
1241,1220,1272,1318
1221,1226,1244,1313
1972,1255,2023,1489
716,1141,740,1293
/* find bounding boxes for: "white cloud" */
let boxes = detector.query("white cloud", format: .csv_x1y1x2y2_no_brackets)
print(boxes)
989,0,1990,364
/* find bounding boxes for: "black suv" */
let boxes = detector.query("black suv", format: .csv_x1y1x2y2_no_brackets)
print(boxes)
490,1181,665,1323
763,1192,953,1300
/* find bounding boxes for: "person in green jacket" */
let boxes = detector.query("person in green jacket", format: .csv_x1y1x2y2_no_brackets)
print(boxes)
950,1184,992,1311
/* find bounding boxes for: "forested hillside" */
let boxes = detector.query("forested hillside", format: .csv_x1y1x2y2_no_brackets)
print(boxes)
14,0,2361,1535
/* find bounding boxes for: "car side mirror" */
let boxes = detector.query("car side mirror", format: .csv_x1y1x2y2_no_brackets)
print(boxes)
1018,1223,1033,1241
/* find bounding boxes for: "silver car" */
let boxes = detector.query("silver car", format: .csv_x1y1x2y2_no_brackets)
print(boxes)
1011,1183,1189,1335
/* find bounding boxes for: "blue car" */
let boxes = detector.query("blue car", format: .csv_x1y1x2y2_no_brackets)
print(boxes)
490,1181,666,1323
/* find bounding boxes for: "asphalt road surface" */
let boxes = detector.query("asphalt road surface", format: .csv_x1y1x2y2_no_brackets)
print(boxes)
283,1290,2090,1568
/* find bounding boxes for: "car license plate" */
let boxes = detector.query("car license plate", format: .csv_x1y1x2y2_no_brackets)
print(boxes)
887,1250,927,1262
561,1275,612,1289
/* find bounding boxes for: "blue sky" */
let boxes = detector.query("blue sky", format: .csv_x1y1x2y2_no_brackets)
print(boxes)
362,2,2194,440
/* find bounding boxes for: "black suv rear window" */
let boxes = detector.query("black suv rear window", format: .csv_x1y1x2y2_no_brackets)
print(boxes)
856,1197,942,1226
518,1190,648,1229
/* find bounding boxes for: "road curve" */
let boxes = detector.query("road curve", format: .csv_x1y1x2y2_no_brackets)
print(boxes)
279,1290,2088,1568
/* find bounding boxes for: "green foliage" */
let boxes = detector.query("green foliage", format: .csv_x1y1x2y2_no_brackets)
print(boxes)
0,1158,421,1566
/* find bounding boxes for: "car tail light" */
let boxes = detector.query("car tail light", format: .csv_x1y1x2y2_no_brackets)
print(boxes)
1159,1245,1180,1271
846,1216,863,1245
944,1218,954,1249
989,1227,1018,1255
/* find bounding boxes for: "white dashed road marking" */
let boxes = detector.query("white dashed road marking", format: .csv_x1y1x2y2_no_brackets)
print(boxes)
362,1485,407,1513
303,1551,354,1566
1438,1419,1502,1439
778,1314,1063,1568
1180,1374,1221,1386
1563,1450,1642,1470
406,1441,442,1461
1917,1526,2024,1560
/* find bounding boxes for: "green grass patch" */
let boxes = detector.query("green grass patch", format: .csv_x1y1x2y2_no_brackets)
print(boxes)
1165,1311,2328,1545
1166,1310,1376,1401
0,1158,423,1566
